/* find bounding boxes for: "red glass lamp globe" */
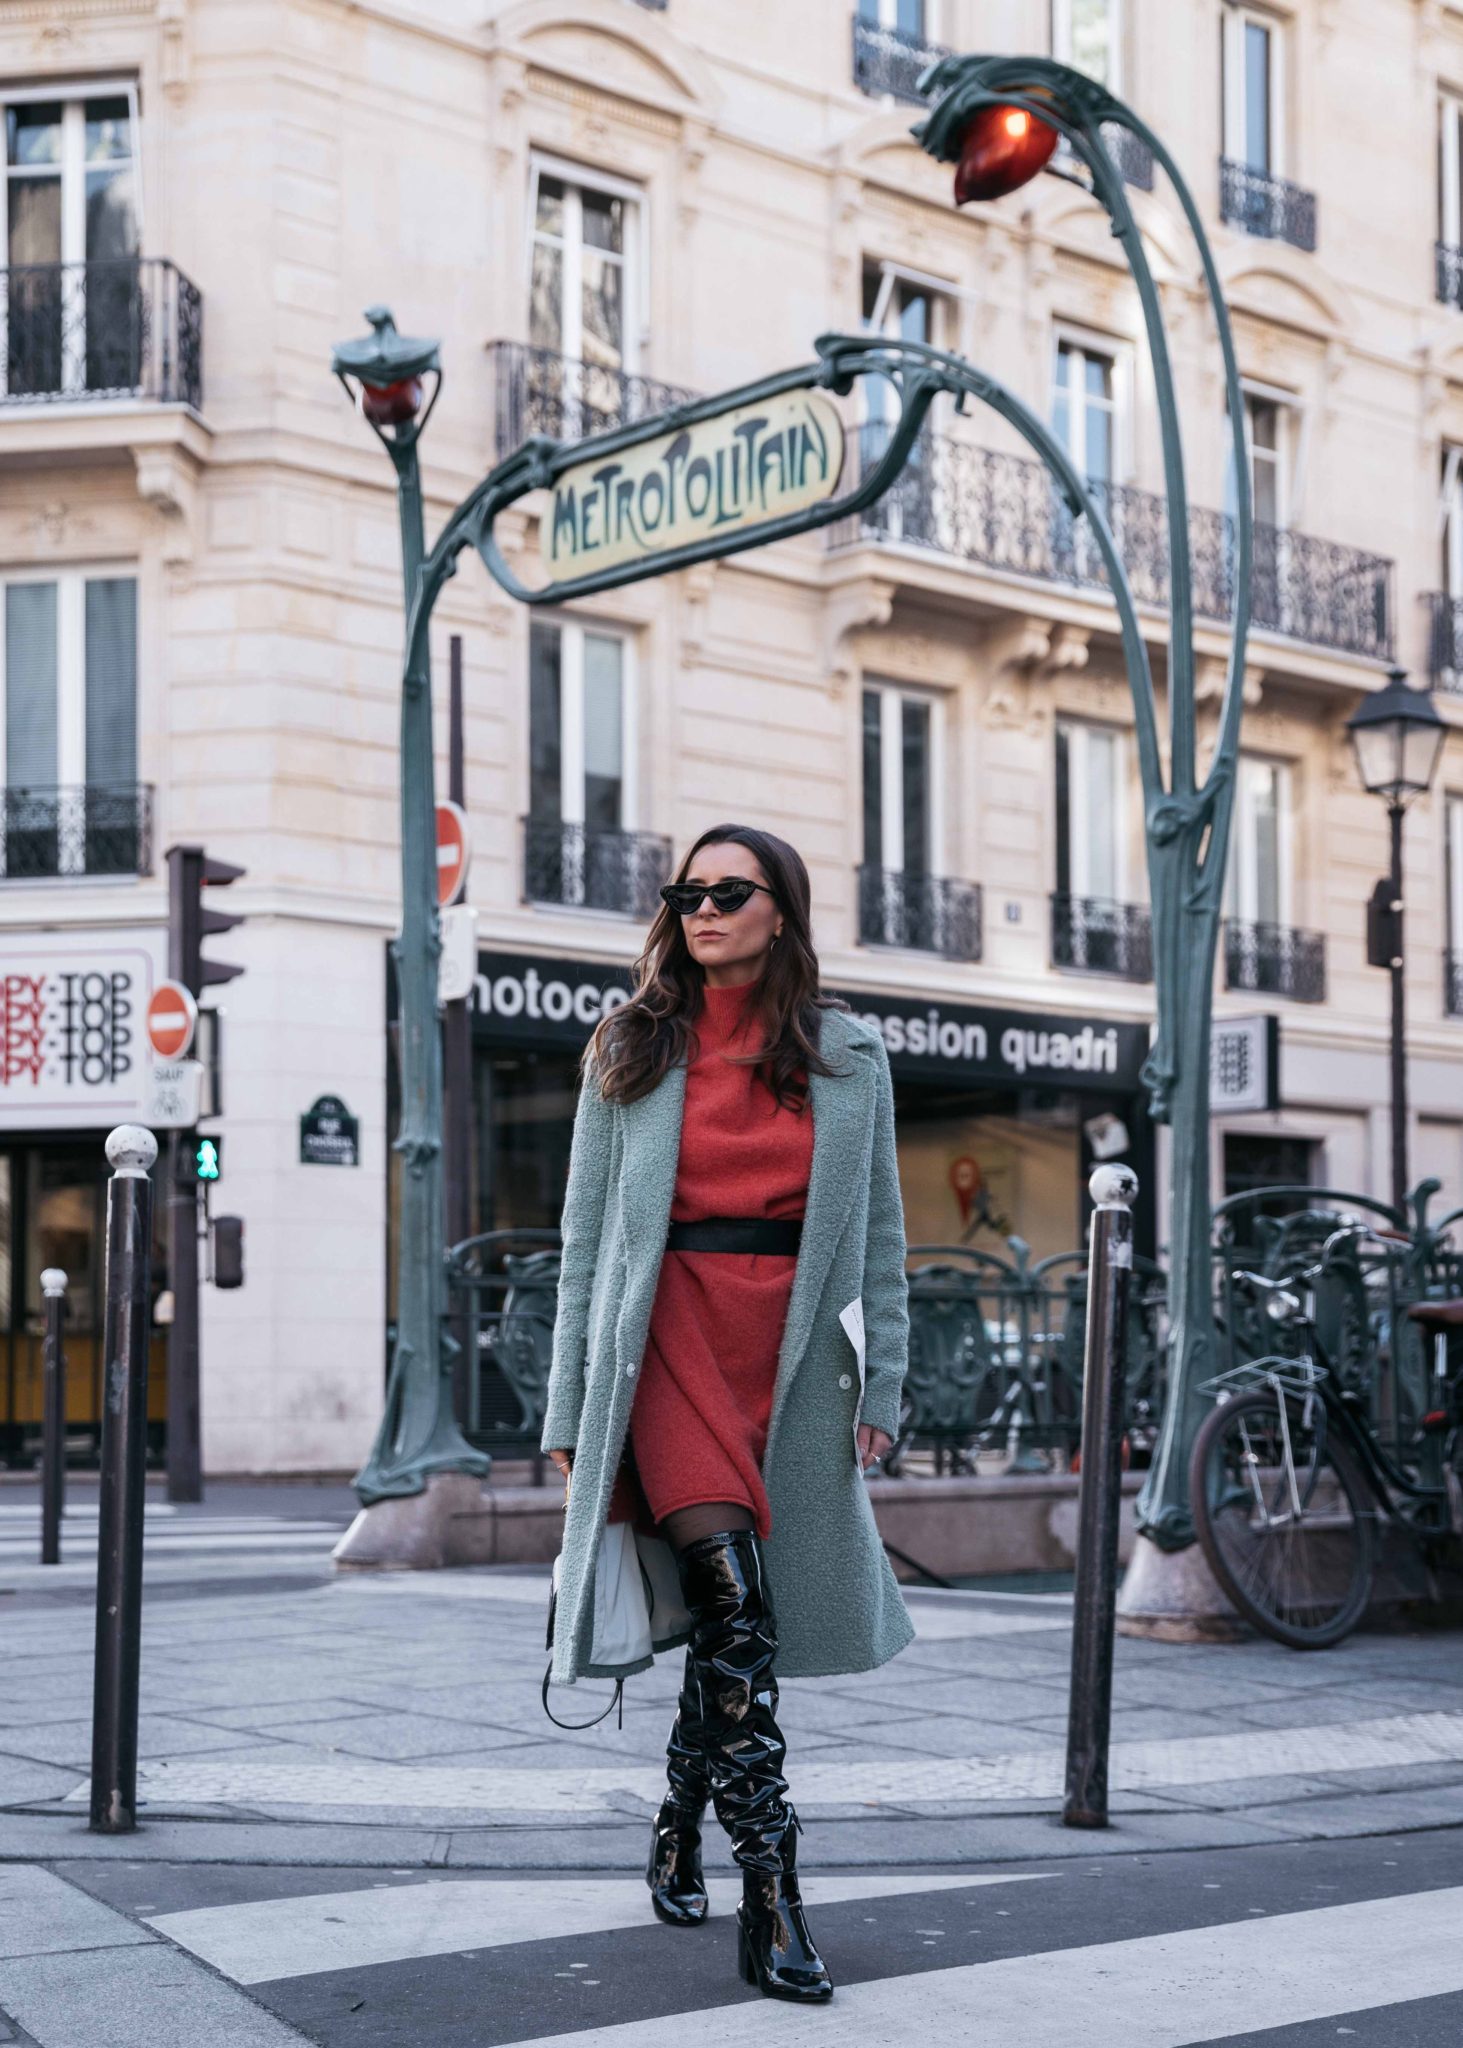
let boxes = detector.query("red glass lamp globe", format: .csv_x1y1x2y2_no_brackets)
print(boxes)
953,103,1059,204
360,376,424,427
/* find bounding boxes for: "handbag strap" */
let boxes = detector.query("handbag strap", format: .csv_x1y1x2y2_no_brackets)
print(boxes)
541,1664,624,1730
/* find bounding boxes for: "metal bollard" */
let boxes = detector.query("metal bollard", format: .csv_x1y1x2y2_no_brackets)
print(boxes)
89,1125,158,1835
1063,1164,1138,1830
40,1267,67,1565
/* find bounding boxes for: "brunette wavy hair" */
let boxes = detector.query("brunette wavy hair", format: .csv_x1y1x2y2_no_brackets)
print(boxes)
587,822,848,1108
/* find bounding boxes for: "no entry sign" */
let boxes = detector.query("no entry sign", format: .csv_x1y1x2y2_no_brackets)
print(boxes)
435,800,470,907
146,980,198,1060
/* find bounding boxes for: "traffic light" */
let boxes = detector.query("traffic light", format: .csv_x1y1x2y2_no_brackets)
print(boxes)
167,844,246,995
177,1135,223,1184
212,1216,244,1290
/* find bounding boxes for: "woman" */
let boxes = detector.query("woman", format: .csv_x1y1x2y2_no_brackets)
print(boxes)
541,821,913,2006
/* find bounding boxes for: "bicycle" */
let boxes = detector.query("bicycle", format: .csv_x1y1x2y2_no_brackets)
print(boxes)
1189,1223,1463,1648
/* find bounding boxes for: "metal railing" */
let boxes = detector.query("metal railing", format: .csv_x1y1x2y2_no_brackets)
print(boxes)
490,341,697,459
1425,591,1463,693
0,785,153,881
1447,952,1463,1019
1051,891,1153,981
1219,158,1318,253
857,865,982,960
1223,918,1326,1004
850,15,947,103
1437,241,1463,311
0,259,202,409
448,1231,562,1463
522,816,672,918
838,425,1395,660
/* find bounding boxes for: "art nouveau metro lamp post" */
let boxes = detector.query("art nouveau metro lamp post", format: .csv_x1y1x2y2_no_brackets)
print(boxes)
1347,669,1447,1215
331,309,489,1556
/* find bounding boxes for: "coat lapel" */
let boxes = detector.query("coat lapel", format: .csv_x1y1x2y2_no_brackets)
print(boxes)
617,1057,686,1256
774,1009,876,1391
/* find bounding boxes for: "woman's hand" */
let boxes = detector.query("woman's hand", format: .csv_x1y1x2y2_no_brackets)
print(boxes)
856,1425,893,1473
547,1448,574,1481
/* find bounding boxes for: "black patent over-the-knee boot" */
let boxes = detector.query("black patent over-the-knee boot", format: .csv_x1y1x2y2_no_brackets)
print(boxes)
676,1529,832,2004
647,1643,710,1926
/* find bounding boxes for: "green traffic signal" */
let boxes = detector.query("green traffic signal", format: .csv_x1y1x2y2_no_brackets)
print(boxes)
193,1137,221,1183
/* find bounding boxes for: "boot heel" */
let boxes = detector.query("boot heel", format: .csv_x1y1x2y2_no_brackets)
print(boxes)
736,1917,758,1986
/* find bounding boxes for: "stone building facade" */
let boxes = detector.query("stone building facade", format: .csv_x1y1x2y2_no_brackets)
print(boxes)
0,0,1460,1473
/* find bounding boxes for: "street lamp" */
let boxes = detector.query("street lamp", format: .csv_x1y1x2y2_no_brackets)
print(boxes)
331,307,490,1537
1347,667,1447,1214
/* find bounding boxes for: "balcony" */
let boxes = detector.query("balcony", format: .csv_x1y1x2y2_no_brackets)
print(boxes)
1426,593,1463,693
522,817,672,919
1447,954,1463,1020
1051,892,1153,981
0,260,201,410
491,342,695,461
0,785,153,881
1223,919,1326,1004
848,19,1153,188
857,865,982,961
1219,159,1317,253
838,427,1394,661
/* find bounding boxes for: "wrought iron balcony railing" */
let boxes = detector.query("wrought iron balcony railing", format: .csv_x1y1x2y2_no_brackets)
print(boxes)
0,260,202,409
1051,891,1153,981
839,426,1394,660
1223,918,1326,1004
1447,952,1463,1020
857,864,982,961
522,816,672,919
0,784,153,880
1437,242,1463,312
1425,592,1463,693
491,341,697,460
1219,158,1317,253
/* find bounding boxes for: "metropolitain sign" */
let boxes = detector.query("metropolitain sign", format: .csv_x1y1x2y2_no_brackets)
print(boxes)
539,390,845,587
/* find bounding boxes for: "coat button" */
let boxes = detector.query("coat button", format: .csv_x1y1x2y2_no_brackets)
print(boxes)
838,1373,852,1390
625,1362,637,1378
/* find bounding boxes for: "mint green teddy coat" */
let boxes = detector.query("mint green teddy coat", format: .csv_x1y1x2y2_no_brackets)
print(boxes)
540,1004,915,1688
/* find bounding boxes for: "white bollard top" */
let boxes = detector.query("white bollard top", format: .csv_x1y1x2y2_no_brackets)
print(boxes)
1089,1164,1139,1209
40,1268,67,1298
106,1125,158,1178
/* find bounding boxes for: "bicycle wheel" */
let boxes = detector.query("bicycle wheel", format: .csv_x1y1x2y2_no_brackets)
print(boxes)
1190,1386,1377,1649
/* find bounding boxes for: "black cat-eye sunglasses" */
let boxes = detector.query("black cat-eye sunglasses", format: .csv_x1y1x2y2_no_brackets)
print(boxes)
659,878,778,916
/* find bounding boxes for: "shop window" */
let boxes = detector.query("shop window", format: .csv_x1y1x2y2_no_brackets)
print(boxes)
3,85,141,399
528,156,641,380
1222,8,1284,176
1,571,139,878
1052,0,1121,91
1055,719,1127,905
1226,756,1291,929
1223,1132,1318,1208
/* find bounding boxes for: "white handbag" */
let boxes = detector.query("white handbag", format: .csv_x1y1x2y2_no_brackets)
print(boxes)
542,1510,691,1729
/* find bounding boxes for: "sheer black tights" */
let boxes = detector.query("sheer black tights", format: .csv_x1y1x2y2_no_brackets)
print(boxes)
661,1501,755,1551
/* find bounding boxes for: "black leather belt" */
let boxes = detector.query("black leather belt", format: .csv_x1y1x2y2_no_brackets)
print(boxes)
665,1217,803,1255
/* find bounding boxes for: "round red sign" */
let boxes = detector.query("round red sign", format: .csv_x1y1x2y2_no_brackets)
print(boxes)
147,980,198,1060
435,800,470,907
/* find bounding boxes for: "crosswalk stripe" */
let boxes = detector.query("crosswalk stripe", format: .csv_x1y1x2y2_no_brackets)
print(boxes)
147,1872,1052,1986
101,1708,1463,1817
491,1883,1463,2048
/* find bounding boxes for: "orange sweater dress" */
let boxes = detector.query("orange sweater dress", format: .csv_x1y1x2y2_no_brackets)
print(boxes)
625,978,814,1540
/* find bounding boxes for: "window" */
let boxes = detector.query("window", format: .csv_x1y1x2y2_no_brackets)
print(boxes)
1441,97,1463,251
528,619,631,837
0,570,138,877
1227,756,1290,928
1447,795,1463,968
1227,388,1295,530
1053,0,1120,90
1052,335,1120,487
3,86,141,399
1222,9,1282,175
1055,720,1126,902
1441,448,1463,599
861,263,952,539
862,680,939,880
857,0,927,34
528,158,640,377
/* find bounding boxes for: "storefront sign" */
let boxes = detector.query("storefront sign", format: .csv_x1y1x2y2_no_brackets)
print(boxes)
300,1095,360,1167
465,949,1148,1096
540,390,845,586
0,927,167,1131
1211,1013,1280,1115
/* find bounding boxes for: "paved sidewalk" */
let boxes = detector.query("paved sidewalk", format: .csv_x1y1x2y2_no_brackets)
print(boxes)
1,1486,1461,1871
